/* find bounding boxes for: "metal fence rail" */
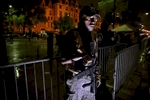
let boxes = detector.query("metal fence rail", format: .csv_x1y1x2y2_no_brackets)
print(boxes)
1,40,148,100
112,44,139,100
99,43,127,78
0,58,67,100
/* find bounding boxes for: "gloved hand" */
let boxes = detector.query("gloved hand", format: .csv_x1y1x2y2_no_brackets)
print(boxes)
82,54,92,66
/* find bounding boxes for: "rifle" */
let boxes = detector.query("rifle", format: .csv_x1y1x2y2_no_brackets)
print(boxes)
75,57,99,94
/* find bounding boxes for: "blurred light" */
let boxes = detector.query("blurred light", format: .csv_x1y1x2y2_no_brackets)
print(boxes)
15,67,20,78
9,5,12,8
145,13,149,15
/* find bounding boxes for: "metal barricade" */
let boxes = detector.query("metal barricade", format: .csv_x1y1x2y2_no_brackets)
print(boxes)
112,44,139,100
98,43,127,78
2,43,143,100
0,58,66,100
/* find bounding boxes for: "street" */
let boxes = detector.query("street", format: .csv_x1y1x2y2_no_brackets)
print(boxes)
5,37,49,64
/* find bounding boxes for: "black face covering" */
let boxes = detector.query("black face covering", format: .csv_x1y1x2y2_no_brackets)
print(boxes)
90,18,95,22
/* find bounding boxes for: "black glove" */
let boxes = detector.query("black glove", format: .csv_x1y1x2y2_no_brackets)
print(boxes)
82,54,92,66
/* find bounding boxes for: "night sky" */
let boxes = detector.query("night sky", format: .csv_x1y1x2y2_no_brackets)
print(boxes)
78,0,101,9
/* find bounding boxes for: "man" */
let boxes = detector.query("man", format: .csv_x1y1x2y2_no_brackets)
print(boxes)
60,5,101,100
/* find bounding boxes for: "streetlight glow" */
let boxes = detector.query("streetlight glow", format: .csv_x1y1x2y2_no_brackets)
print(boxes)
9,5,12,8
145,13,149,15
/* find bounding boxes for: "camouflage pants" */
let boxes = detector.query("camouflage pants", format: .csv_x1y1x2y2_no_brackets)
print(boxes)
66,76,95,100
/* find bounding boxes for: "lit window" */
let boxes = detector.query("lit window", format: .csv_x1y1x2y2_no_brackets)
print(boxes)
48,16,50,20
66,7,68,10
75,19,78,22
60,11,62,16
59,5,62,9
76,9,78,13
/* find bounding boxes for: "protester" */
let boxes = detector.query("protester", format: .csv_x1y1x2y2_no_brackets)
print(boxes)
60,5,101,100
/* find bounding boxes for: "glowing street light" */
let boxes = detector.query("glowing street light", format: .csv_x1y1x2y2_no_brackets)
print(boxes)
9,5,12,8
8,5,13,32
145,13,149,15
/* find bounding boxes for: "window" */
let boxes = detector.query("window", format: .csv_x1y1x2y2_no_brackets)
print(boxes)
51,23,53,28
51,17,53,20
50,11,52,15
49,5,52,8
59,5,62,9
60,11,62,16
66,7,68,10
48,16,50,20
76,9,78,13
75,19,78,22
66,2,68,5
48,23,50,27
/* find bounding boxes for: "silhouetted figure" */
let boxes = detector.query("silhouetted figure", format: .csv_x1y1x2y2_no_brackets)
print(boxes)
9,29,13,43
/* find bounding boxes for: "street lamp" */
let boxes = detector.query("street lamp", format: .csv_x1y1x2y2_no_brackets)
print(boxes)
145,13,149,15
9,5,12,8
8,5,12,32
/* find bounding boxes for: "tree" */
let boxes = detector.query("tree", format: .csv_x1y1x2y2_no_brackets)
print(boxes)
98,0,128,20
24,6,47,29
9,0,48,33
3,6,25,32
3,6,16,31
53,14,75,34
17,6,48,33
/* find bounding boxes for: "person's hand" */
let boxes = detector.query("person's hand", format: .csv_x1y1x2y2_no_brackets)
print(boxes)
96,74,101,87
61,57,83,65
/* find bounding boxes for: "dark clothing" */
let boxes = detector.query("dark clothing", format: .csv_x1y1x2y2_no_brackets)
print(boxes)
61,28,98,61
98,30,116,47
61,28,99,100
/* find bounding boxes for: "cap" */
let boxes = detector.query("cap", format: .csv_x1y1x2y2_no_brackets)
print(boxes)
79,6,101,19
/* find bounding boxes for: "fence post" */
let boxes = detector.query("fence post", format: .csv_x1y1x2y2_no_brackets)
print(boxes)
47,32,54,58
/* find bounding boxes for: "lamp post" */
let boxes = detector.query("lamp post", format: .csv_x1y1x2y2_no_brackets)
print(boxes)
9,5,12,32
8,5,13,43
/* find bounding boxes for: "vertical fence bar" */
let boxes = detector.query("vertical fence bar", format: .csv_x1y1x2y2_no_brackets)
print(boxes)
2,68,7,100
56,59,60,100
113,44,139,99
41,61,46,100
63,65,66,99
49,60,53,100
24,64,29,100
13,66,19,100
33,63,38,100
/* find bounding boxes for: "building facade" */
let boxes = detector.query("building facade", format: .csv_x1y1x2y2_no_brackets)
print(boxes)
31,0,81,33
13,0,101,34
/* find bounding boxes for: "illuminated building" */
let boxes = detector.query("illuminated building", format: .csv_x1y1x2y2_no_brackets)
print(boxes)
32,0,81,33
13,0,101,34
